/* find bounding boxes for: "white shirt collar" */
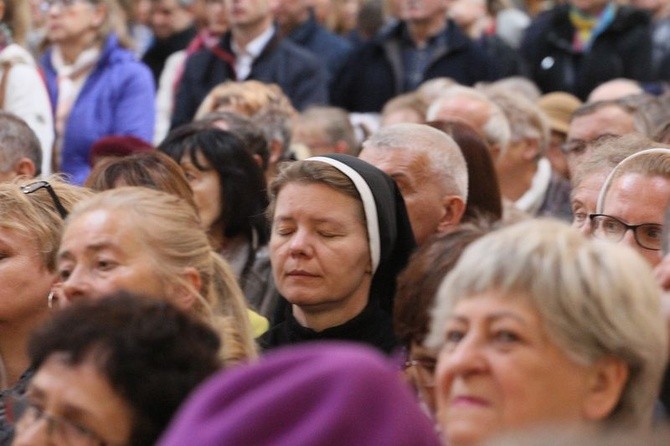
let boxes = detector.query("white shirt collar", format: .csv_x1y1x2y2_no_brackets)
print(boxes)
515,157,552,215
231,25,275,59
231,25,274,80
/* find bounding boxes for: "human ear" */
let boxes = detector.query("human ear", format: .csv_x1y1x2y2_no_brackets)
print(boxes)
581,356,629,421
521,138,541,161
268,140,283,164
436,195,466,233
14,158,37,179
334,140,349,154
91,3,108,28
489,143,502,163
172,267,202,312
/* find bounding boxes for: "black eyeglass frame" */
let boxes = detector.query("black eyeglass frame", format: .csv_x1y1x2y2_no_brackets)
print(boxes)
589,213,663,251
3,391,111,446
21,181,69,219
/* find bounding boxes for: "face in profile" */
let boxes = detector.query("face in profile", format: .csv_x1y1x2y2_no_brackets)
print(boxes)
12,353,132,446
359,147,447,245
270,182,372,321
434,291,605,445
570,171,608,235
179,151,223,235
57,209,168,304
0,227,55,323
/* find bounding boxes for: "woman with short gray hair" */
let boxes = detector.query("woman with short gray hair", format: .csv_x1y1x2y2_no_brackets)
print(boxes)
427,219,667,445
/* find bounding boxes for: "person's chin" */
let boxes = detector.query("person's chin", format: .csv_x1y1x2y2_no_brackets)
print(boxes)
440,406,498,446
444,419,496,446
282,286,324,307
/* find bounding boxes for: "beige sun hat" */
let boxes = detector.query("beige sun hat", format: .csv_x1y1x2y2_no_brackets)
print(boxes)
537,92,583,134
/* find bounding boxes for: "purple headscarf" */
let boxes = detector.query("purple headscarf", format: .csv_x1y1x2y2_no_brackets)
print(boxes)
158,342,441,446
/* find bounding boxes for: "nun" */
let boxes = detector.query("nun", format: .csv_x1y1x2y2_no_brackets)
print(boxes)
260,154,416,354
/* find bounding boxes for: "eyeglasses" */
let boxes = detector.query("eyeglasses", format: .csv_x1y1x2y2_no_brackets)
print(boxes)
5,393,109,446
589,213,663,251
560,139,587,154
21,180,69,219
41,0,92,11
403,357,437,387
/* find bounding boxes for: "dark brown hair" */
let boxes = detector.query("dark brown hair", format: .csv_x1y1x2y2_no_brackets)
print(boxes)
85,151,197,211
394,222,491,346
428,119,503,222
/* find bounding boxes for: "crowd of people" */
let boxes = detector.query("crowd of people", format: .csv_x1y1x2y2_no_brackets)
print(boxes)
0,0,669,444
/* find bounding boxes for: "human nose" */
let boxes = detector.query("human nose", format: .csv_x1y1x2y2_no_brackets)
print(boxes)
287,228,314,257
60,266,94,304
439,334,488,378
621,227,639,250
577,218,593,236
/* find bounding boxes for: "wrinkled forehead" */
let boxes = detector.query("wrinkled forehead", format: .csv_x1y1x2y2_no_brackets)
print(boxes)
568,106,634,142
601,173,670,219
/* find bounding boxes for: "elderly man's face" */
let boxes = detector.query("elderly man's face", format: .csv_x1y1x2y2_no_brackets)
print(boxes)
600,173,670,267
565,106,635,176
359,147,447,245
571,171,608,235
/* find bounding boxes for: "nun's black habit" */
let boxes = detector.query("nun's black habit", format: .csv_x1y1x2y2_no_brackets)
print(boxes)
260,154,416,354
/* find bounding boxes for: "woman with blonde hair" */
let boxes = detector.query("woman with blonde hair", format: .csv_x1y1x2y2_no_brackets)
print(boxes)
0,177,91,442
194,80,297,121
427,219,667,445
40,0,154,184
56,187,257,365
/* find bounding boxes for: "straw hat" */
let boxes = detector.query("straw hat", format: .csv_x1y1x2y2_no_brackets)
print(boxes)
537,92,582,134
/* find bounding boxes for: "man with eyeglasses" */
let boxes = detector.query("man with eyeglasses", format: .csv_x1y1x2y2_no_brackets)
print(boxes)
590,148,670,267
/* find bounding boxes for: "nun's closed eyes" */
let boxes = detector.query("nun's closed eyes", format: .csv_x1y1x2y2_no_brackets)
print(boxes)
261,154,416,354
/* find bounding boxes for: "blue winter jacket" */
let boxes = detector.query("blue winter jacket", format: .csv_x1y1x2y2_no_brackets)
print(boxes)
41,34,155,184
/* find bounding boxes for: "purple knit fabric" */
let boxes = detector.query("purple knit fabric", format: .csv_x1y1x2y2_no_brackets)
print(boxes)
158,342,441,446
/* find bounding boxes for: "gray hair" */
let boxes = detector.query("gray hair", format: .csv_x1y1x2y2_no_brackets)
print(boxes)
252,106,293,160
596,148,670,213
427,219,667,428
0,112,42,175
486,89,550,156
295,106,359,155
426,86,511,153
362,123,469,202
570,133,666,190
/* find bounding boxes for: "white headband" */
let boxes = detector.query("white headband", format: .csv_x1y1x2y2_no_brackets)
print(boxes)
596,148,670,213
308,156,381,273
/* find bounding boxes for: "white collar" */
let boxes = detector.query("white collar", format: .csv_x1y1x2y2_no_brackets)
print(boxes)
232,25,274,59
515,157,552,215
51,45,101,78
